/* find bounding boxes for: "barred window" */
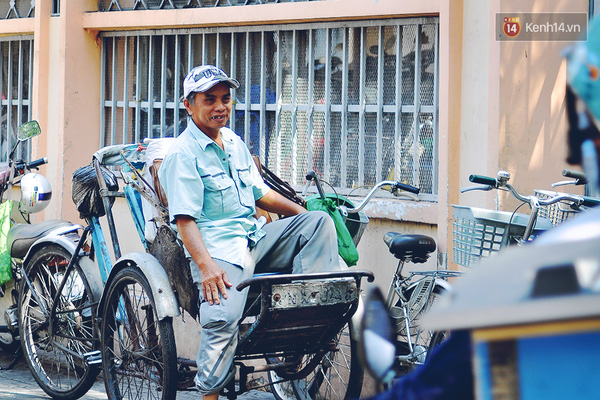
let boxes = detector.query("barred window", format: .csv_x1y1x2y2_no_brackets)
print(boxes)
0,0,35,19
98,0,322,11
0,37,33,162
101,18,439,198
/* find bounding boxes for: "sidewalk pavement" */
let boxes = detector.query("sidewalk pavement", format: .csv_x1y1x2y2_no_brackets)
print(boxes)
0,351,275,400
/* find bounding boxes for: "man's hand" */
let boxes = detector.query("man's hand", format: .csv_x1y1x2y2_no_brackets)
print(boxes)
197,259,233,305
175,215,233,305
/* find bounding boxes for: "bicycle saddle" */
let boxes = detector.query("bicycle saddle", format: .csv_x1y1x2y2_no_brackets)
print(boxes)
383,232,436,263
8,220,74,259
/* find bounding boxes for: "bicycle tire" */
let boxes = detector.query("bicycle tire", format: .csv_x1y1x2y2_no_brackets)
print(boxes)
101,265,177,400
268,323,364,400
19,244,99,400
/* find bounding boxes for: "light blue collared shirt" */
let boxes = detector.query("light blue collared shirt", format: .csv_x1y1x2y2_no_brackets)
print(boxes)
158,122,270,268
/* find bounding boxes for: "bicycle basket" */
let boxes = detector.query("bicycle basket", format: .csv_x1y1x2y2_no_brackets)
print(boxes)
534,189,582,226
451,205,552,267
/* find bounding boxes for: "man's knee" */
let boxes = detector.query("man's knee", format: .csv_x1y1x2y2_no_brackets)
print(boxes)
199,298,241,331
305,210,336,234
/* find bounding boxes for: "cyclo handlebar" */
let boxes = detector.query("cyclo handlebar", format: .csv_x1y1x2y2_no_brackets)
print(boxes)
304,171,420,216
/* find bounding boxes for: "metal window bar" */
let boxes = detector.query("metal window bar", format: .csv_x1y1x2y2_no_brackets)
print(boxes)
243,32,251,147
111,37,118,144
122,37,129,144
135,37,143,143
259,31,267,163
412,24,421,189
394,24,402,193
341,27,348,189
0,37,33,161
432,24,440,196
100,18,438,199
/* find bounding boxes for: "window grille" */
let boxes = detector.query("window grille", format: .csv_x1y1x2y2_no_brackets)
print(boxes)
0,0,35,19
101,18,439,198
0,37,33,162
98,0,322,11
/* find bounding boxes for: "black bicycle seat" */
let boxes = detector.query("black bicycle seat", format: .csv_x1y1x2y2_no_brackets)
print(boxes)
383,232,436,263
8,220,74,259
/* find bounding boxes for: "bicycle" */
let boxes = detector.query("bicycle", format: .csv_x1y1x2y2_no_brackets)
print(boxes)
453,170,600,267
18,143,180,400
304,172,460,380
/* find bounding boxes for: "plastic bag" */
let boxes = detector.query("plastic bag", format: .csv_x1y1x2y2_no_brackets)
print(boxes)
72,164,119,219
305,194,359,266
0,201,13,284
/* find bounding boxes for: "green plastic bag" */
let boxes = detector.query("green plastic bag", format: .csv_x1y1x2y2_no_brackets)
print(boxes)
305,194,359,266
0,201,13,285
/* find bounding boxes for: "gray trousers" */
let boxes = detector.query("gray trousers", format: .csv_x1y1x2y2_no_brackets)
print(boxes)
192,210,343,395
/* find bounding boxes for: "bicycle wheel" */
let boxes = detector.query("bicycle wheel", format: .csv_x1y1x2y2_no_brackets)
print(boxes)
268,323,363,400
101,265,177,400
391,279,447,375
19,244,99,400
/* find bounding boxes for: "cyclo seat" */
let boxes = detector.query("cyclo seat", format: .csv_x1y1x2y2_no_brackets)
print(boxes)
8,220,74,259
383,232,436,263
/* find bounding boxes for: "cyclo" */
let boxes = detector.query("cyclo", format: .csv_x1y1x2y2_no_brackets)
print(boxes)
23,140,379,400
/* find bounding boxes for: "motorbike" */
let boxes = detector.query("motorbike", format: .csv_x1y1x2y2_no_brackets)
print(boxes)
0,121,82,369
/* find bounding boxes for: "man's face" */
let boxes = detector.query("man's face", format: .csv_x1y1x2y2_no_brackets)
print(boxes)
184,82,232,138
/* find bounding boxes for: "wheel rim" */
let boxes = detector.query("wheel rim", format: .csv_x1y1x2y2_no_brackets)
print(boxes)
102,271,173,400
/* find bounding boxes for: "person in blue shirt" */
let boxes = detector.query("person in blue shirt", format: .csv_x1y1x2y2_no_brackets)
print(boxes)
158,65,342,400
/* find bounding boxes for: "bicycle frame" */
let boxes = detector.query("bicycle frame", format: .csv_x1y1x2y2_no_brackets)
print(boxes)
385,258,457,365
37,152,179,370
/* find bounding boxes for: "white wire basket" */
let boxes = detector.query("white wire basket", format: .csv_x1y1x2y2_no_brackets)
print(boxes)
452,205,552,267
534,189,583,227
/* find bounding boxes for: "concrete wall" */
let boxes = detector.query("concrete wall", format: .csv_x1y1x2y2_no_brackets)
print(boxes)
457,0,589,214
496,0,588,212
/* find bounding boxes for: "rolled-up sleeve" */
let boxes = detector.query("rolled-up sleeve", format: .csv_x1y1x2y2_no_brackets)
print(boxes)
250,162,271,201
159,152,205,223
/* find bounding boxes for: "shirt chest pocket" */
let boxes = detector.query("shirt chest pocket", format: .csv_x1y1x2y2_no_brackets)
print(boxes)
201,172,234,218
236,168,255,207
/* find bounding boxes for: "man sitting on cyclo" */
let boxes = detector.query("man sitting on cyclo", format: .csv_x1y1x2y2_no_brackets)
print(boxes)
158,65,343,399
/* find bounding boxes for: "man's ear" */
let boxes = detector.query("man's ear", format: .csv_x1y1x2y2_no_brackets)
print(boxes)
183,98,193,115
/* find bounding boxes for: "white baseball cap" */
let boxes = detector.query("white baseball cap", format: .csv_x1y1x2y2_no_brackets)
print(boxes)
183,65,240,98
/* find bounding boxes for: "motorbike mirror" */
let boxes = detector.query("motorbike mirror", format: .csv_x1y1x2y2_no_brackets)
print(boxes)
17,121,41,141
358,286,396,386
